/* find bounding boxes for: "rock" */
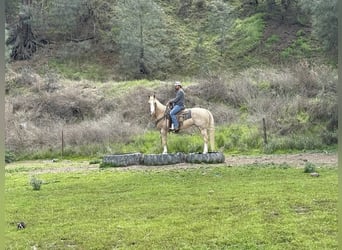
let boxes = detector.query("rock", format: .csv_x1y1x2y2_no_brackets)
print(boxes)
310,172,320,177
17,221,26,229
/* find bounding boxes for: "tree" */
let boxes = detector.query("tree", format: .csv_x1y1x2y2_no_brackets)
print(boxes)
7,0,95,60
113,0,170,78
5,27,12,64
31,0,94,41
7,0,39,60
190,0,235,73
298,0,337,54
207,0,235,57
5,0,21,24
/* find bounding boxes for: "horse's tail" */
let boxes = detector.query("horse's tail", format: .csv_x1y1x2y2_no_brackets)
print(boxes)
208,111,215,152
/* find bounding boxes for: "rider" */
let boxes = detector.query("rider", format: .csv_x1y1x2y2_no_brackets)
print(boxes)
167,81,185,132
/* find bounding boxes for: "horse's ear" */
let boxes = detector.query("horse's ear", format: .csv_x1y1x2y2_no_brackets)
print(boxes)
153,93,156,98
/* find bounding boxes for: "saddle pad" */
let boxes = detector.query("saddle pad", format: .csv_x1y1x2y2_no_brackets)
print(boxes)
184,110,191,120
178,110,191,121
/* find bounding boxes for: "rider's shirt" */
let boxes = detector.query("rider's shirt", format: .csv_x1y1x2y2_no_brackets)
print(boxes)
170,88,185,107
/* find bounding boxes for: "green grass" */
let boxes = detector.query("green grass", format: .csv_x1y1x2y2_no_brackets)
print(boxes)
48,58,110,82
10,122,336,161
5,162,337,249
280,32,322,61
119,131,204,154
265,34,280,48
227,13,266,67
118,125,333,156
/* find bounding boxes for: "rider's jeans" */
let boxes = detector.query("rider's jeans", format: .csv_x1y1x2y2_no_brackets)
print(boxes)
170,105,183,129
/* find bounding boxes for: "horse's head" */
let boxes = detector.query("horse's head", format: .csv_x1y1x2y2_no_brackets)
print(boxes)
148,94,156,116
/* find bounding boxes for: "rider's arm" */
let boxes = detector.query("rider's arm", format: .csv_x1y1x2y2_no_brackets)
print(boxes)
169,91,183,105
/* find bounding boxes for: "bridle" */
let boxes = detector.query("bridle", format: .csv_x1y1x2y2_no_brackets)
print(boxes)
152,100,170,128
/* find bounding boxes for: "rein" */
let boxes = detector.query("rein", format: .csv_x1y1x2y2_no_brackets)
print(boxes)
155,115,166,127
153,103,170,127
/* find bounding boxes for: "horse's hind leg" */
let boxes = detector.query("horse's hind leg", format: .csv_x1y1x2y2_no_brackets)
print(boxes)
200,128,208,154
160,129,168,154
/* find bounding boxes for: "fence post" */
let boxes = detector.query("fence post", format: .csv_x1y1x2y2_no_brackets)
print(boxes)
262,118,267,145
61,129,64,158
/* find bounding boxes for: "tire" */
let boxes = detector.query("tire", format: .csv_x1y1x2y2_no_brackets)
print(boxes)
185,152,225,164
142,153,185,166
102,153,143,167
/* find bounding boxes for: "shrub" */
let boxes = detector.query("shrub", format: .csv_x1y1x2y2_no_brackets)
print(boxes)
5,150,16,163
168,134,203,153
216,124,263,153
303,162,316,173
263,134,325,154
30,176,43,191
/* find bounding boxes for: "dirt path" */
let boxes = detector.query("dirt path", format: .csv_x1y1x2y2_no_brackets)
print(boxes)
116,152,337,171
225,152,337,167
13,152,336,174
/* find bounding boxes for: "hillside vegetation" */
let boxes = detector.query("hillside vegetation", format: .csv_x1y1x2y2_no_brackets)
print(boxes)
5,0,337,160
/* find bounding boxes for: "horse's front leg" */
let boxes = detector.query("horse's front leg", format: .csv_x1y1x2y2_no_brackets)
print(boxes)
200,128,208,154
160,129,168,154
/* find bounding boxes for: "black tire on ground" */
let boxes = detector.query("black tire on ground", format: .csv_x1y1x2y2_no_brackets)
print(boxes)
142,153,185,166
102,153,143,167
185,152,225,164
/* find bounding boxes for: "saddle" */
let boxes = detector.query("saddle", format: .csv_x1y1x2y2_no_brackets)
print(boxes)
166,106,192,131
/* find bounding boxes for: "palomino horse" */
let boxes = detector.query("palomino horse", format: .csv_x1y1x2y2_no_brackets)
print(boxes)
148,95,215,154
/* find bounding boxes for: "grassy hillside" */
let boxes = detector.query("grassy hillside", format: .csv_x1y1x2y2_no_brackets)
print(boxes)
5,0,337,161
5,62,337,161
6,0,329,81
